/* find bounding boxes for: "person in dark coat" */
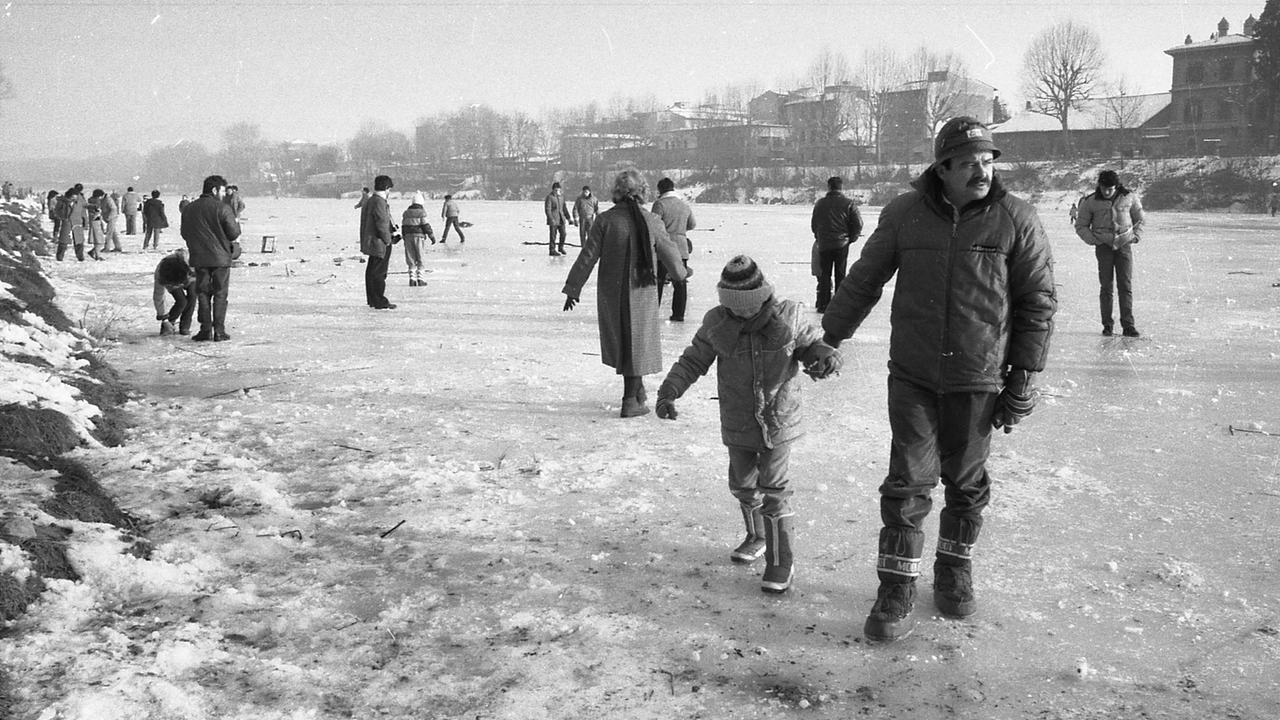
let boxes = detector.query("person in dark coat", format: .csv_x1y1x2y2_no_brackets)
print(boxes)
562,169,685,418
360,174,397,309
544,182,574,256
810,176,863,312
142,190,169,251
181,175,242,341
152,248,197,335
822,117,1057,643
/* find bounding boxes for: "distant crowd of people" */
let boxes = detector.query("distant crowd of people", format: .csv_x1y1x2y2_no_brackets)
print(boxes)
41,183,246,262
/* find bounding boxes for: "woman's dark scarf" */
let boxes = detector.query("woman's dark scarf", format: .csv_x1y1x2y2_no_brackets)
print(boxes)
623,195,656,287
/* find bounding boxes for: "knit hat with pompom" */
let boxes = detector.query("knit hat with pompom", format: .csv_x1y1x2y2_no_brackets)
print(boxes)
717,255,774,318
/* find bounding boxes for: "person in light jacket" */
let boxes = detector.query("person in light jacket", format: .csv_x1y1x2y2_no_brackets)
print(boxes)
651,177,697,322
440,194,465,243
573,185,599,245
403,192,436,287
562,169,685,417
1075,169,1145,338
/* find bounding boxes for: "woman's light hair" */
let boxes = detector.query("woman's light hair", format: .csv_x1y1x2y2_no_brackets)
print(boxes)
611,168,648,202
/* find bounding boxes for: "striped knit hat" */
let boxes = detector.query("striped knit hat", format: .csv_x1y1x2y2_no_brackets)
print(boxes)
717,255,774,318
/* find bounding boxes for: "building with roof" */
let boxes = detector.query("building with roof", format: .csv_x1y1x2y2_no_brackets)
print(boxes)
1164,15,1270,156
880,71,997,163
993,93,1172,159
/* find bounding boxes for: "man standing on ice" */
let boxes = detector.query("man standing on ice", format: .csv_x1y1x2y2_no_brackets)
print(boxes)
1074,169,1144,338
182,175,243,341
544,181,574,256
809,176,862,313
822,117,1056,643
122,187,142,235
360,174,398,310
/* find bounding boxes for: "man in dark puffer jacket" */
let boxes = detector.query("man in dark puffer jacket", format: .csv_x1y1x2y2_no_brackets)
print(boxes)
822,117,1057,643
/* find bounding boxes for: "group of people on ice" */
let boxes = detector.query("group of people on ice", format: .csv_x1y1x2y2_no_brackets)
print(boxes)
556,116,1120,643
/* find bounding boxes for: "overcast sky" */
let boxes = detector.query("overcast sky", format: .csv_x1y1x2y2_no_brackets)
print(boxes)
0,0,1267,161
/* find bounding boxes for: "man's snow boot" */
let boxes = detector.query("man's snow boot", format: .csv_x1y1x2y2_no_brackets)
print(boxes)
760,513,794,593
934,513,981,618
730,501,765,563
160,320,175,336
863,526,924,642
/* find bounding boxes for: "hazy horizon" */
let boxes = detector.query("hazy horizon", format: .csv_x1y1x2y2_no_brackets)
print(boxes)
0,0,1266,164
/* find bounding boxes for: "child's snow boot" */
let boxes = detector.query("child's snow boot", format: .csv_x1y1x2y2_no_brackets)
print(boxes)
760,513,794,593
730,501,765,563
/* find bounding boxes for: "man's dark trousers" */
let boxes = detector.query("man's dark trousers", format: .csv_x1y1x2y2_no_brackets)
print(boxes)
1095,244,1134,332
366,252,390,307
167,280,197,334
817,245,850,311
195,267,231,335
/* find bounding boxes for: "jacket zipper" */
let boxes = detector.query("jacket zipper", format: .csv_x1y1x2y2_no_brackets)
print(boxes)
940,207,959,391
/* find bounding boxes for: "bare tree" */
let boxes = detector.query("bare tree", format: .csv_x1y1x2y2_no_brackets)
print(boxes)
348,121,412,176
1020,20,1105,156
1098,76,1149,162
801,47,859,163
856,45,908,163
217,121,267,182
908,47,974,135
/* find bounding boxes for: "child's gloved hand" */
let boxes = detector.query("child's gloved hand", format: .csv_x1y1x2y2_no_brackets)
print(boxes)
655,395,678,420
801,342,843,380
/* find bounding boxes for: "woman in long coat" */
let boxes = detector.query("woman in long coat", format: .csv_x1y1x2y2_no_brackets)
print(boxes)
563,169,686,417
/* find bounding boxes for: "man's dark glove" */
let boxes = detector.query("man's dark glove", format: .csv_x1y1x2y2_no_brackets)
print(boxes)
156,313,167,321
991,369,1038,434
655,393,678,420
563,294,578,311
799,342,843,380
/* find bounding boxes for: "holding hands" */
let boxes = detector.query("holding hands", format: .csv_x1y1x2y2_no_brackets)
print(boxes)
800,342,843,380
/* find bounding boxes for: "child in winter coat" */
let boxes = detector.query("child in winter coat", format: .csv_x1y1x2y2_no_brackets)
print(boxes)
656,255,842,593
401,193,436,286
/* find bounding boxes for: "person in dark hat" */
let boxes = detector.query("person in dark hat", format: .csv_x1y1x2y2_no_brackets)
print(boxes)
822,116,1057,642
360,174,398,310
544,181,574,256
1074,169,1145,337
656,255,841,594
